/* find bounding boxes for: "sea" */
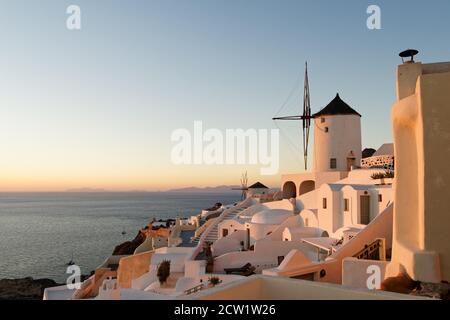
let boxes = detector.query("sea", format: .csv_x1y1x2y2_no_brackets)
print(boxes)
0,192,241,283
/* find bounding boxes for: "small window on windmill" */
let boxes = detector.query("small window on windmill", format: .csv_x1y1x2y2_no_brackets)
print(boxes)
325,127,329,133
322,198,327,209
321,118,325,123
378,194,383,202
330,158,337,169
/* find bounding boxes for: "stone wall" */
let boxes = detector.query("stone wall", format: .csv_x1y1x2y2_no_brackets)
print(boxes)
361,155,394,170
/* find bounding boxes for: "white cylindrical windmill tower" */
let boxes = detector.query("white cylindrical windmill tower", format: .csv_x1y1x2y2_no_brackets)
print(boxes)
312,93,362,172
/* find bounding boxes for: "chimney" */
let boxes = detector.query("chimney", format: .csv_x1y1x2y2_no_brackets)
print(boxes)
396,49,423,100
399,49,419,64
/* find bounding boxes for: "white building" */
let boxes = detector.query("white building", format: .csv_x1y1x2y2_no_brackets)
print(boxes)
281,93,362,199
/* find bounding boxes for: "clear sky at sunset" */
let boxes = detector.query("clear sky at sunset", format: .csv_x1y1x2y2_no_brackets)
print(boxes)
1,0,450,191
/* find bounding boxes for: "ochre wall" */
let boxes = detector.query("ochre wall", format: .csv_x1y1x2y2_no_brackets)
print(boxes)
117,251,153,288
421,71,450,281
390,62,450,282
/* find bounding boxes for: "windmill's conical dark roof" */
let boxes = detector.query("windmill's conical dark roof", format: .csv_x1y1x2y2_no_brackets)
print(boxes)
313,94,361,118
248,182,269,189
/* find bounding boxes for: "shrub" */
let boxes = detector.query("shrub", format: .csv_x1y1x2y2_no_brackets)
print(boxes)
157,260,171,285
208,276,221,287
371,172,385,179
371,171,395,180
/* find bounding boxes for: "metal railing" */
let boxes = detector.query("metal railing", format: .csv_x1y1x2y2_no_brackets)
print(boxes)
353,238,386,261
184,283,205,295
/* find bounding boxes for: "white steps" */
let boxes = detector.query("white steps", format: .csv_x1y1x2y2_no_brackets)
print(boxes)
191,205,250,245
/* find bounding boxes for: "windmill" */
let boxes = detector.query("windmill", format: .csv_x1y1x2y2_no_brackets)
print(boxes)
273,62,313,171
232,171,248,200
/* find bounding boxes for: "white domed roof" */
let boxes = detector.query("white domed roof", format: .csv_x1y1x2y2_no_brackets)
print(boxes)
251,209,292,225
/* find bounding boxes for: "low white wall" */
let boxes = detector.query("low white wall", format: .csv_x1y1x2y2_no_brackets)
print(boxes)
342,258,389,290
282,226,326,241
275,249,313,272
212,230,246,256
186,275,425,300
131,266,157,290
238,204,265,219
175,274,243,295
261,199,294,210
184,260,206,278
248,223,279,244
265,215,303,241
214,240,315,273
218,220,246,239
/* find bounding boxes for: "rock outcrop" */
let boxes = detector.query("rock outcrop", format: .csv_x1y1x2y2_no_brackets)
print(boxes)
112,231,146,255
381,272,450,300
0,277,62,300
411,282,450,300
112,222,172,255
380,272,420,294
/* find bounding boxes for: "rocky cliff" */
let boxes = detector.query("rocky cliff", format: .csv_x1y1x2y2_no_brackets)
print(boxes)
112,231,146,255
0,277,62,300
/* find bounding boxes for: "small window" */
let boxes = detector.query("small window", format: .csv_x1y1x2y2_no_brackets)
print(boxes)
344,198,349,212
323,198,327,209
321,118,325,123
325,127,329,133
330,158,337,169
378,194,383,202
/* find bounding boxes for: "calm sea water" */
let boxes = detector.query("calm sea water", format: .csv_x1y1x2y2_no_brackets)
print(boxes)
0,192,240,282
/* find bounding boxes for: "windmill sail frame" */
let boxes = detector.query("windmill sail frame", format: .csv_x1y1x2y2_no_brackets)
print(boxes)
273,62,313,171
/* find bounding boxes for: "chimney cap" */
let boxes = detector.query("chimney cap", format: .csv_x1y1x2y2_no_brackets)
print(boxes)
399,49,419,63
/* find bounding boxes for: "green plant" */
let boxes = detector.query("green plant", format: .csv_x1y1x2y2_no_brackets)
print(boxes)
208,276,221,287
371,171,395,180
157,260,171,285
371,172,385,179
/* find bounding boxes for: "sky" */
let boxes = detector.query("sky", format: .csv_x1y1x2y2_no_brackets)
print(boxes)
0,0,449,191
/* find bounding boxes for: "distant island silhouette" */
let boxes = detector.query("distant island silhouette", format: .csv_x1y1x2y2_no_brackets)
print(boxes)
167,185,241,193
64,186,242,193
65,188,109,193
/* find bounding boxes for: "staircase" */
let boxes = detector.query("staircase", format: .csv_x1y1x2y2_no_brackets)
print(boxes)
190,204,251,245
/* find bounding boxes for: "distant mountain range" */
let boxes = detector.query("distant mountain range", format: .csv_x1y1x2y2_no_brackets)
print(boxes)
65,188,109,193
168,185,241,193
64,186,242,193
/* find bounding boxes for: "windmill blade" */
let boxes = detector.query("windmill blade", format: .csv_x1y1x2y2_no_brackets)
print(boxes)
302,62,312,171
272,62,313,172
272,115,309,121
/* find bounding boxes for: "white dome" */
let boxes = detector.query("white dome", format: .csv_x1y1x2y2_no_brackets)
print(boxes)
251,209,292,225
